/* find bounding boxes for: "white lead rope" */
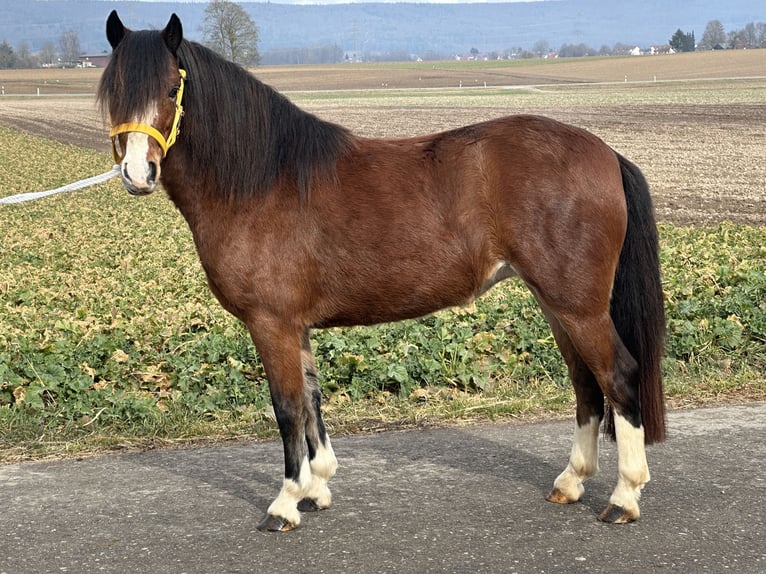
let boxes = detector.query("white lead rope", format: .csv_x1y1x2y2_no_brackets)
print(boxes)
0,165,121,205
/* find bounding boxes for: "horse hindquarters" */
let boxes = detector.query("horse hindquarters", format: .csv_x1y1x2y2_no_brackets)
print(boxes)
552,153,663,524
490,133,664,523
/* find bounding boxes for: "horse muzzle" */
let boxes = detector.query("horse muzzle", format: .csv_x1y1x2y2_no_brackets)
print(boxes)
120,159,159,196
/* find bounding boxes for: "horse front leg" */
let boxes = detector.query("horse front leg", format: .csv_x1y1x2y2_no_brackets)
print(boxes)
248,322,311,531
297,330,338,513
249,323,336,532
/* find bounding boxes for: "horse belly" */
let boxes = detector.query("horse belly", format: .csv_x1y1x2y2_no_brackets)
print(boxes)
315,255,512,328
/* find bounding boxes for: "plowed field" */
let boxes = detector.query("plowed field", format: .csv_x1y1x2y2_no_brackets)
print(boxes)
1,51,764,225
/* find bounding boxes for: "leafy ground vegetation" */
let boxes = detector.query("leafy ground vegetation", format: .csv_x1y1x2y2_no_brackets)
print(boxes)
1,55,764,461
1,128,763,462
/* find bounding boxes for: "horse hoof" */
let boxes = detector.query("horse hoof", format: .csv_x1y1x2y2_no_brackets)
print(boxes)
545,487,577,505
298,497,321,512
598,504,638,524
257,514,297,532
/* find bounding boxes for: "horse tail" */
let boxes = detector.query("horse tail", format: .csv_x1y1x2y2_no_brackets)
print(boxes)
605,153,667,444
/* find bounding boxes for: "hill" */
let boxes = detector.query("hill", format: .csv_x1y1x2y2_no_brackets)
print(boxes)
0,0,762,59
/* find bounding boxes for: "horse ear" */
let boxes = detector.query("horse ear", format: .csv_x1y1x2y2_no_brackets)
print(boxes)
163,13,183,56
106,10,128,49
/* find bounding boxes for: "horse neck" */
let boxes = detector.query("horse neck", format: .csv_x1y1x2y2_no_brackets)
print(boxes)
160,153,216,231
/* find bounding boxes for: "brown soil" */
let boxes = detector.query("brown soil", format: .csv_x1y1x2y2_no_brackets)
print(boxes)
2,49,762,93
1,53,765,226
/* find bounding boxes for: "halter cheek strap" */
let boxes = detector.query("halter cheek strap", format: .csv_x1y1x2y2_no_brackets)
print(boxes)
110,68,187,164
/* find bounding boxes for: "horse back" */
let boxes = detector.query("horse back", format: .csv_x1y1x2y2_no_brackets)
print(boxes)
303,115,623,325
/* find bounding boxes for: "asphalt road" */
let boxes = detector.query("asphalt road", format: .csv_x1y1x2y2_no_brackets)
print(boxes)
2,404,765,574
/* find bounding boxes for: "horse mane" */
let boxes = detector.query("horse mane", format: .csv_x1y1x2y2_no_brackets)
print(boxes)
98,32,354,200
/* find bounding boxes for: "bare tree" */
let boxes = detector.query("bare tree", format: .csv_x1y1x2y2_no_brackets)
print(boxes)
40,42,57,67
200,0,260,67
727,21,766,49
758,22,766,48
532,40,549,57
700,20,726,50
59,29,80,66
741,22,759,48
16,41,34,68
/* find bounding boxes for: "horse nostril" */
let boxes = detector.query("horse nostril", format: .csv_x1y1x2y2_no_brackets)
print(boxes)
147,161,158,184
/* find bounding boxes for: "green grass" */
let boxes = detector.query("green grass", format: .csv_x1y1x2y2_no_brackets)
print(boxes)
1,125,765,462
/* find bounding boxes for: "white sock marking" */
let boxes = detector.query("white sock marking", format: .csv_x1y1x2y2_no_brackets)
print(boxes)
266,437,338,524
609,413,650,515
304,437,337,508
267,456,312,527
552,415,600,501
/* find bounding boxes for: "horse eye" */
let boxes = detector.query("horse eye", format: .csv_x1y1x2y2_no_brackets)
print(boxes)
168,86,179,99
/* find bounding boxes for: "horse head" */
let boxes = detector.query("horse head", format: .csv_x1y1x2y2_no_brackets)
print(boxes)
99,11,186,196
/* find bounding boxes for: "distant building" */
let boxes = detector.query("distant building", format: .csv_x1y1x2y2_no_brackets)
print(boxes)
78,53,110,68
649,45,675,55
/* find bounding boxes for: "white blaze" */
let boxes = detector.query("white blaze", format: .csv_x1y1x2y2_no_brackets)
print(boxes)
120,104,158,190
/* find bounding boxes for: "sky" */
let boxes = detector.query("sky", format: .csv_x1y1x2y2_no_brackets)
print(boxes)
94,0,544,3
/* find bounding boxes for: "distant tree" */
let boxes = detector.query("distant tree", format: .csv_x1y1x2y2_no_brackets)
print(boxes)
699,20,725,50
669,28,695,52
0,40,18,69
59,29,80,66
469,47,479,58
741,22,759,49
420,50,447,62
598,44,612,56
201,0,260,66
261,45,343,66
39,41,56,67
725,22,765,50
16,41,36,68
558,43,596,58
379,49,410,63
532,40,549,57
612,42,634,56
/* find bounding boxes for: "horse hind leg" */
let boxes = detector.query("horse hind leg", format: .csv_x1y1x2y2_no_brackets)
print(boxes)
539,305,604,506
297,331,338,513
595,335,650,524
556,311,650,523
598,412,649,524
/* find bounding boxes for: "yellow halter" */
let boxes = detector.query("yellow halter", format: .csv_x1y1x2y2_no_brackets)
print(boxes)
110,68,187,163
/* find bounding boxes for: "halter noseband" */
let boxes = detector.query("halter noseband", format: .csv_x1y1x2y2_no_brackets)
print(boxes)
110,68,187,163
